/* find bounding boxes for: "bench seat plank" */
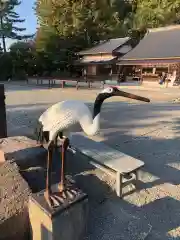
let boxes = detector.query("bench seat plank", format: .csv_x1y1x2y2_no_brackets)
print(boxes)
70,133,144,174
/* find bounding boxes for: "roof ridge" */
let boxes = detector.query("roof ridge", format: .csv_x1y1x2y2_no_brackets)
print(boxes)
148,25,180,33
78,39,108,53
78,37,130,55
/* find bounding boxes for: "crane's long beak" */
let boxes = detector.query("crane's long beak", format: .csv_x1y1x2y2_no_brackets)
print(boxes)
116,89,150,102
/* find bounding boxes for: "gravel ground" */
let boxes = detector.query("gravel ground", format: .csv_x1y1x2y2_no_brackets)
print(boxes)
4,81,180,239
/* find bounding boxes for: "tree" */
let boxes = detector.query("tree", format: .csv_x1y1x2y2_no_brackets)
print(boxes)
9,40,37,79
0,0,34,52
9,40,35,51
133,0,180,30
0,52,13,80
35,0,132,48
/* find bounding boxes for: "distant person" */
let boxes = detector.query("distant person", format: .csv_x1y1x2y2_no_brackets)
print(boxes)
7,73,12,82
159,72,167,85
118,73,125,83
109,68,112,77
83,68,87,81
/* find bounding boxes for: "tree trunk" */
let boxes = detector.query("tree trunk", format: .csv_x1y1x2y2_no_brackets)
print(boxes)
0,16,6,53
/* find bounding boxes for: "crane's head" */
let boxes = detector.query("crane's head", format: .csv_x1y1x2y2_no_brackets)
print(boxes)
99,86,150,102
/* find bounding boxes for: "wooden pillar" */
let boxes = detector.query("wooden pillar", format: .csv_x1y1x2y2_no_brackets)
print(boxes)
0,84,7,138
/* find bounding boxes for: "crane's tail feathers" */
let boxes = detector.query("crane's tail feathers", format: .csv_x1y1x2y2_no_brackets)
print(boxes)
34,120,44,144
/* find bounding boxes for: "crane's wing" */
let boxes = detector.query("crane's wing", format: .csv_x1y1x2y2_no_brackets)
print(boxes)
38,100,94,140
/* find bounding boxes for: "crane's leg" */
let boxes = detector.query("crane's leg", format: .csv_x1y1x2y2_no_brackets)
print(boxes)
44,140,54,206
58,137,69,192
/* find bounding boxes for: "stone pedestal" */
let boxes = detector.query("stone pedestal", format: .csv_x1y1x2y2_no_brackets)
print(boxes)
0,136,47,239
0,161,31,240
29,184,89,240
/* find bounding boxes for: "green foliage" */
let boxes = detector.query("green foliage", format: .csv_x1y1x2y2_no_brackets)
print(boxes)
35,0,132,46
10,41,35,77
133,0,180,29
0,52,13,80
9,41,35,51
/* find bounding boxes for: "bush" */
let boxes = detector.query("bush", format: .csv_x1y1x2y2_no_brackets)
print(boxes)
13,70,28,81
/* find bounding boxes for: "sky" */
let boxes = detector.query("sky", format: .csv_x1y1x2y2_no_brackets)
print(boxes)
6,0,37,49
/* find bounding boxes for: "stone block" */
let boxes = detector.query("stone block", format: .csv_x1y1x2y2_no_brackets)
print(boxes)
0,136,47,169
29,184,89,240
0,161,31,240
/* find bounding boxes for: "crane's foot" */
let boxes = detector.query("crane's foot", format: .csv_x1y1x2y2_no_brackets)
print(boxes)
58,182,65,192
44,185,78,208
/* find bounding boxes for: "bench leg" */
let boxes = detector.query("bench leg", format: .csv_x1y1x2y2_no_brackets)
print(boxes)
116,172,123,198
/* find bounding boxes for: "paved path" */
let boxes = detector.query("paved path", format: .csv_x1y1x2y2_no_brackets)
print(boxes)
4,82,180,239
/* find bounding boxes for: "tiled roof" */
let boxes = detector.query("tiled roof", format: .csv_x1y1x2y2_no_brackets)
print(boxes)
119,25,180,63
79,37,130,55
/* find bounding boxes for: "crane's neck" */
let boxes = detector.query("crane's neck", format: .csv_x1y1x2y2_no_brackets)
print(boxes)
82,94,106,136
93,94,104,119
79,94,105,136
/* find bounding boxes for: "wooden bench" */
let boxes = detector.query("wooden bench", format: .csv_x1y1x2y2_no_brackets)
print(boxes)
59,79,79,89
70,133,144,198
35,77,56,88
59,79,94,90
32,77,93,89
28,77,106,89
